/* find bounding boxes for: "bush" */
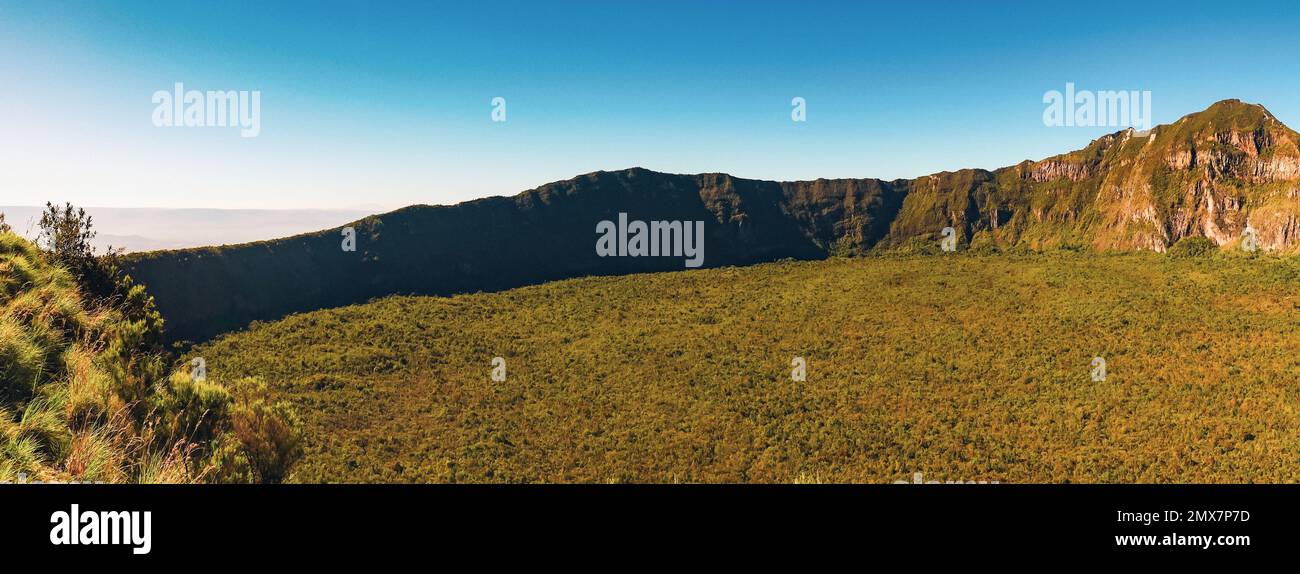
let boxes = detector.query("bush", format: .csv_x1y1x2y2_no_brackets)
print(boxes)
967,231,1001,254
1168,236,1218,257
827,238,859,258
229,378,304,484
891,235,944,255
152,371,233,448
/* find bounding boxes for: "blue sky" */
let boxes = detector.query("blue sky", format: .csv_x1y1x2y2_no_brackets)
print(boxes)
3,0,1299,210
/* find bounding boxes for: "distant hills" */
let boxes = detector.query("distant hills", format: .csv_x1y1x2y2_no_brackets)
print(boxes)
0,207,372,253
124,100,1300,342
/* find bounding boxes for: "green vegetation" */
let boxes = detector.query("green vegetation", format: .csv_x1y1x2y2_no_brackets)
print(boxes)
1168,236,1220,258
0,208,303,483
194,251,1300,483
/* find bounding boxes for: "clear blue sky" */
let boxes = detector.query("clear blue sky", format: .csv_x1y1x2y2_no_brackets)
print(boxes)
3,0,1299,210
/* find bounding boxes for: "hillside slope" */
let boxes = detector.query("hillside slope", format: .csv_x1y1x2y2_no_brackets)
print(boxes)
0,231,302,483
127,100,1300,342
963,99,1300,252
192,252,1300,483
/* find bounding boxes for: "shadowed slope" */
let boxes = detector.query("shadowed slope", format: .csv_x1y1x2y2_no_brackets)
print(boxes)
126,100,1300,342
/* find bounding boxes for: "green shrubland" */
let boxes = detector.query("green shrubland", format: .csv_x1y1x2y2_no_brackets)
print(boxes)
193,250,1300,483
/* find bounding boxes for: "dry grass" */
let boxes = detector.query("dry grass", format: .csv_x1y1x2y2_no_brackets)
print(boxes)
0,231,281,483
194,251,1300,483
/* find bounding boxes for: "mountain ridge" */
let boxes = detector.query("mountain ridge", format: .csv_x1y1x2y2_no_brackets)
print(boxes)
124,99,1300,342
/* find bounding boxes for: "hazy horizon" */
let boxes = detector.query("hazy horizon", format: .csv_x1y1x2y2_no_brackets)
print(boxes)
0,205,374,252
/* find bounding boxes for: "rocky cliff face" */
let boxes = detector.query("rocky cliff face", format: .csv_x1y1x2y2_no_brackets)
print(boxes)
873,100,1300,253
125,100,1300,341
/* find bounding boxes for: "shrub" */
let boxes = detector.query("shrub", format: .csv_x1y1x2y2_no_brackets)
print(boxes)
229,378,304,484
204,434,254,484
1168,236,1218,257
827,238,858,258
152,371,233,448
891,235,944,255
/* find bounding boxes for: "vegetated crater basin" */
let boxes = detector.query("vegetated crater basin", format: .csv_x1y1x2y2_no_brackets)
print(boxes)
193,252,1300,483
